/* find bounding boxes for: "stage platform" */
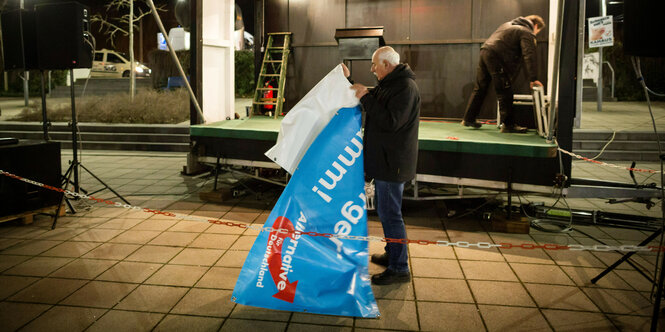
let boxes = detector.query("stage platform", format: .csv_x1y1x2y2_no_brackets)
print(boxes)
190,117,557,158
190,117,560,192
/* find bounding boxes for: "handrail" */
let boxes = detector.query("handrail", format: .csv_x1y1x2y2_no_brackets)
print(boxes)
603,61,615,99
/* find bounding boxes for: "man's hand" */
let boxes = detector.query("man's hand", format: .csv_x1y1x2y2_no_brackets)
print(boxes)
341,63,350,78
530,80,543,89
350,83,368,99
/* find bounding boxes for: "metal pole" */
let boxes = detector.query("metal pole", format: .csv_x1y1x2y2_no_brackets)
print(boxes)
20,0,28,107
597,49,603,111
189,0,202,125
146,0,205,122
40,70,48,141
254,0,265,87
70,68,79,193
596,0,606,112
546,0,565,143
574,0,586,128
23,72,29,106
129,0,135,100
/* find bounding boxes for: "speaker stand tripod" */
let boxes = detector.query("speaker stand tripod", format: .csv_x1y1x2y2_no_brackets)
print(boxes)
591,228,663,285
51,68,130,229
36,69,79,220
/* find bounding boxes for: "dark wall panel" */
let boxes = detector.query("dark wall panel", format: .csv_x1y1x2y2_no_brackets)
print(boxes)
475,0,523,38
410,44,474,118
346,0,408,41
265,0,550,119
475,0,549,39
348,60,374,87
287,47,340,109
411,0,472,40
266,0,289,33
289,0,345,44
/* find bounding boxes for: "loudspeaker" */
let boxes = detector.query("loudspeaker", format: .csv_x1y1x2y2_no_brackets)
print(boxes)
35,1,92,69
624,0,665,57
0,140,61,217
0,9,39,70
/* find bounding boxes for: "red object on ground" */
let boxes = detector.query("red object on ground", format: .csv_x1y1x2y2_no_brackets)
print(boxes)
264,83,274,110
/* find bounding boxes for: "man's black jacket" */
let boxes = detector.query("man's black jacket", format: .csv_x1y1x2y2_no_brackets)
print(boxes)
359,64,420,183
482,17,539,82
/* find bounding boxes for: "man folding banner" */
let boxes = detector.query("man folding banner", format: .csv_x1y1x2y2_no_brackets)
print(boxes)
232,67,379,317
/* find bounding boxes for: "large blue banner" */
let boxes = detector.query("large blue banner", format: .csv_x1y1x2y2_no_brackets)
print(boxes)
232,106,379,318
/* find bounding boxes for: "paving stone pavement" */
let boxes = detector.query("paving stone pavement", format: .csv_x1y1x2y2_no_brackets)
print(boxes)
0,150,663,331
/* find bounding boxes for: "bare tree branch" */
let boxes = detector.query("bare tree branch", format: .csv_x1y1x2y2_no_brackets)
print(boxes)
91,0,166,48
135,5,166,24
106,0,130,12
91,13,128,48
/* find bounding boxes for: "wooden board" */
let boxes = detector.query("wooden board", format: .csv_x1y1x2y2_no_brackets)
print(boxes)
490,212,530,234
0,205,65,225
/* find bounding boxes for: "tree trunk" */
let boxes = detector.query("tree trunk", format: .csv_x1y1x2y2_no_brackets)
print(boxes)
139,19,143,62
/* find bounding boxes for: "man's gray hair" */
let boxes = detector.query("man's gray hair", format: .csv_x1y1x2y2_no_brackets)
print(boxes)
375,46,400,66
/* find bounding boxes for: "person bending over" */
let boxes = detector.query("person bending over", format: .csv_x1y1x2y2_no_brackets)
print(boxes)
461,15,545,133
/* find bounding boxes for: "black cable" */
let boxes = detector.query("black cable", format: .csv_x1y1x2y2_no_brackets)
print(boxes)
526,147,573,233
527,190,573,233
634,58,665,97
448,199,494,221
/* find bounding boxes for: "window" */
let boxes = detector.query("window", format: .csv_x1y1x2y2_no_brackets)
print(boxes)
94,52,104,61
106,53,124,64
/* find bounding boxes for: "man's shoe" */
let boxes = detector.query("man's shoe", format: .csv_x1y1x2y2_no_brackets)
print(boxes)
371,269,411,285
461,120,482,129
500,124,528,133
371,253,389,267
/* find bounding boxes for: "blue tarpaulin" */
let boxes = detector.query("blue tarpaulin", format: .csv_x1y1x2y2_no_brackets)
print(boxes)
232,106,379,318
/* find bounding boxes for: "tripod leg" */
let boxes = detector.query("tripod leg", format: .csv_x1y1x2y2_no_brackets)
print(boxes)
78,163,131,205
64,196,76,214
591,228,663,284
61,164,77,214
651,238,665,331
51,193,66,230
63,171,89,195
61,163,73,187
52,163,76,229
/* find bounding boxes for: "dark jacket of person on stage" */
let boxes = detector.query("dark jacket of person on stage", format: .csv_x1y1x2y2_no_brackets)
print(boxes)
483,16,540,83
461,15,545,133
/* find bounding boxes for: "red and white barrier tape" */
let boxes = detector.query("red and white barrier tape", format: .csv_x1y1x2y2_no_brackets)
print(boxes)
1,169,662,253
557,147,664,174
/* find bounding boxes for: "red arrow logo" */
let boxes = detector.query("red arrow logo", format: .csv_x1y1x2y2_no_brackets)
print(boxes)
267,216,299,303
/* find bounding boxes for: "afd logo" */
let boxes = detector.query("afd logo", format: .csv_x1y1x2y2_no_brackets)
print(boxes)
255,213,308,303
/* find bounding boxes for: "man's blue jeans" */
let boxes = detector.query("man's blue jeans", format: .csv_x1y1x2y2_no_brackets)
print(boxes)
374,179,409,273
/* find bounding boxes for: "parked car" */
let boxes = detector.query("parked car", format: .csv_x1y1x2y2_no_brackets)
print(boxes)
91,49,151,78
